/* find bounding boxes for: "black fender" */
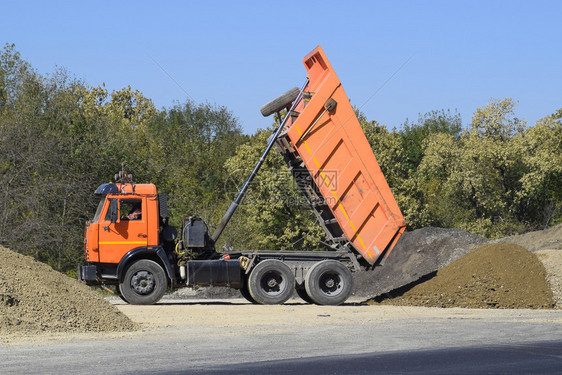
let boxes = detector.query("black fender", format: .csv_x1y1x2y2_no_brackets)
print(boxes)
117,246,175,285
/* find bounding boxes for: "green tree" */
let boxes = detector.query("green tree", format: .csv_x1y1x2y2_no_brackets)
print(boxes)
401,109,462,173
0,44,161,272
516,110,562,227
143,101,246,232
417,99,529,237
221,126,324,251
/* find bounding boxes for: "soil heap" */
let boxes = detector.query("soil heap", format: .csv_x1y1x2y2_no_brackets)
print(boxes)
370,243,554,309
495,224,562,307
352,227,487,299
0,246,137,335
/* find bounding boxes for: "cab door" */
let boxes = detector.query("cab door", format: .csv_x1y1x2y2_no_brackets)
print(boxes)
98,197,148,264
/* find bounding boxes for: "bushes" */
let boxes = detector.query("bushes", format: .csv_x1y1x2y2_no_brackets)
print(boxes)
361,100,561,238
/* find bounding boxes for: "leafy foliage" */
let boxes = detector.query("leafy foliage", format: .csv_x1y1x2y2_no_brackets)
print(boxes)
0,44,244,272
221,126,324,251
361,99,562,238
0,44,560,274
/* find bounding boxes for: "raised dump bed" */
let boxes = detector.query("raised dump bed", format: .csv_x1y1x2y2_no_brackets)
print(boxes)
275,46,407,268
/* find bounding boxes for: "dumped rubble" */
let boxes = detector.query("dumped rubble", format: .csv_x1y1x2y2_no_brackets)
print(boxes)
352,227,487,299
0,246,137,335
370,243,555,309
493,224,562,307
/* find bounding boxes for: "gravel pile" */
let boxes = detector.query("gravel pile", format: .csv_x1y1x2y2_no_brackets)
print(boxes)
370,243,554,309
352,227,487,299
0,246,138,335
494,224,562,307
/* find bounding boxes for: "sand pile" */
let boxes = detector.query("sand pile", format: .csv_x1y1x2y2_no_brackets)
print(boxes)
370,243,554,309
0,246,137,335
352,227,487,299
495,224,562,307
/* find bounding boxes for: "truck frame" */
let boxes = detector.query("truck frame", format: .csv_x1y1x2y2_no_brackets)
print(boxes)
79,46,406,306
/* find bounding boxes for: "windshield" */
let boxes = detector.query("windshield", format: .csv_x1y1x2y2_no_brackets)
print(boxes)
92,198,106,223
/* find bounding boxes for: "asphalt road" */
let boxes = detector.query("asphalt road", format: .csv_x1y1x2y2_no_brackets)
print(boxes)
157,341,562,375
2,300,561,374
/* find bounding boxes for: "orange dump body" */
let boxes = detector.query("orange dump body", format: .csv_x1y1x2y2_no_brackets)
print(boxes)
277,46,406,265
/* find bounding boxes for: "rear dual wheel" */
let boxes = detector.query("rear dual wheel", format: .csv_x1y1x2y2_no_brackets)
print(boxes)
244,259,353,305
305,260,353,306
248,260,294,305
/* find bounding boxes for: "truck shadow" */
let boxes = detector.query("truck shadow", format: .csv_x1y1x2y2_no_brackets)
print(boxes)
367,270,438,304
155,300,368,307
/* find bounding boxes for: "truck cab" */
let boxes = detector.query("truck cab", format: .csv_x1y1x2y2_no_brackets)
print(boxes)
85,182,159,264
80,177,178,304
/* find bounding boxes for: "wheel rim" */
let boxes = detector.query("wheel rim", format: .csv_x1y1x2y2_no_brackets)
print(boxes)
130,270,155,295
318,272,344,296
259,270,286,297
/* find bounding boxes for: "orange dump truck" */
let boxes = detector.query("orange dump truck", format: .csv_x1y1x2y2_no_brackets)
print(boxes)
79,46,406,306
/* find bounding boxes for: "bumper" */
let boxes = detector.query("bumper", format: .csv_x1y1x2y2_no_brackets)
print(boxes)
78,264,98,282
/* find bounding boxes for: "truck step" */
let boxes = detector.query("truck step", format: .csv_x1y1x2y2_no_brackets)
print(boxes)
324,218,339,225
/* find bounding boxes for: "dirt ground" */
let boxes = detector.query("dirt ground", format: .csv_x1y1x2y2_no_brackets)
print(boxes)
3,298,561,348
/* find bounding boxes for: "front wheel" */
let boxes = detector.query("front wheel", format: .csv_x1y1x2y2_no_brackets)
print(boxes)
248,260,294,305
305,260,353,305
119,259,167,305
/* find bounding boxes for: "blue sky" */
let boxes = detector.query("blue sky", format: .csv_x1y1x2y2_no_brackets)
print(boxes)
2,0,561,134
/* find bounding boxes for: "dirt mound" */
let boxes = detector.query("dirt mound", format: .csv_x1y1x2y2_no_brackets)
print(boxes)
370,243,554,309
0,246,137,335
495,223,562,307
352,227,487,299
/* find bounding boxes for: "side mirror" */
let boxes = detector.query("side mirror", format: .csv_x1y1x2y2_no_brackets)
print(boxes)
109,199,119,224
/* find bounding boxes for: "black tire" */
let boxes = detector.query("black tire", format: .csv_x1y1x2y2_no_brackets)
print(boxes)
248,260,294,305
295,286,314,304
305,260,353,306
240,279,258,304
260,87,300,117
119,259,167,305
